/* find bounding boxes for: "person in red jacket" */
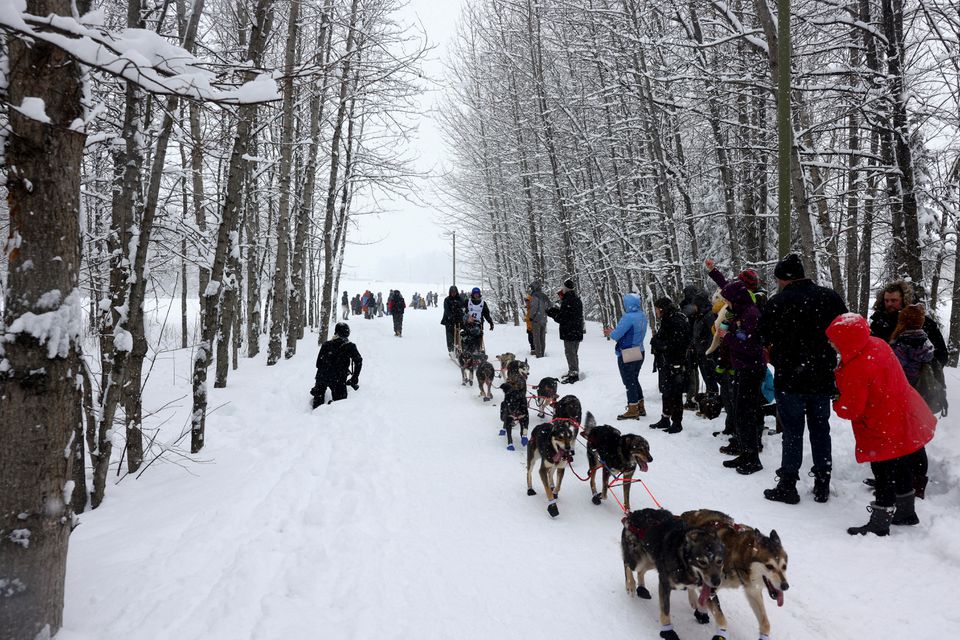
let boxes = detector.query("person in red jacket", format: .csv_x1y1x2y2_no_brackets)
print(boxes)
826,313,937,536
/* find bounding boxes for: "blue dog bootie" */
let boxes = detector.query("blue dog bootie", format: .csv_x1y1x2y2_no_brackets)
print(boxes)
498,429,506,436
521,436,529,447
507,444,515,451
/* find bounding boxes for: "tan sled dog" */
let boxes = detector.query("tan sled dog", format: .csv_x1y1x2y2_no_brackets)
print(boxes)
680,509,790,640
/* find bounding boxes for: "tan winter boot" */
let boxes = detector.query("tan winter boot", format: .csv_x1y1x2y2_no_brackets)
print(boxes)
617,403,641,420
637,399,646,416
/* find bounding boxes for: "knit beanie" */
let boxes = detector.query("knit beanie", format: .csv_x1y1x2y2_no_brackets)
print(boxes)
891,303,926,343
737,269,760,292
562,278,575,292
774,254,805,280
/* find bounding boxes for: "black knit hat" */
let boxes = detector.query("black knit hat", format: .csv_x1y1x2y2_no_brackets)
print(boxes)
774,254,805,280
562,278,575,292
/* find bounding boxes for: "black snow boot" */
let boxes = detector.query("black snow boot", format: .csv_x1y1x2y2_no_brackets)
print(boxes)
664,418,683,434
649,416,671,430
892,491,919,526
847,502,894,536
764,471,800,505
811,468,831,503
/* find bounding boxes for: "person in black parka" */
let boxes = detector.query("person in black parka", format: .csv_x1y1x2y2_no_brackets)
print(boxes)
441,285,464,355
546,278,584,383
312,322,362,408
389,290,406,336
649,297,692,433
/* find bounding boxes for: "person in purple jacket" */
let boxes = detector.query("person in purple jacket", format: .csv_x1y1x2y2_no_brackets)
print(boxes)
718,280,765,475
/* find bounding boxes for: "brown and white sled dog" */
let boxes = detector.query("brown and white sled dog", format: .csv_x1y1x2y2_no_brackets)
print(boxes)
526,420,576,518
476,361,495,401
679,509,789,640
621,508,725,640
506,358,530,389
581,413,652,511
495,352,516,378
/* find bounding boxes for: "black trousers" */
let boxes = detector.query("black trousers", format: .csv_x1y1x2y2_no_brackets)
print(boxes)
312,383,347,408
445,324,459,351
871,447,927,507
733,368,765,455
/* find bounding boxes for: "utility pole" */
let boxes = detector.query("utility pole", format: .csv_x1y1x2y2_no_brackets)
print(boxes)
452,231,457,287
777,0,792,257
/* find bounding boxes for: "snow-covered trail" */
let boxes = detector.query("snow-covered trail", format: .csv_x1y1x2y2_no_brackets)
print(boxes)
59,305,960,639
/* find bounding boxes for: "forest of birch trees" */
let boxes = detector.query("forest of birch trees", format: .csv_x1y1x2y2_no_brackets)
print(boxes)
441,0,960,357
0,1,423,636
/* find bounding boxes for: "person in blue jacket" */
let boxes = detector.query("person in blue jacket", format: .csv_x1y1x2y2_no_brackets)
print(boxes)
603,293,649,419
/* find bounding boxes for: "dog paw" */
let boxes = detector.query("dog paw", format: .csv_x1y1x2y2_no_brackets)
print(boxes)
547,503,559,518
659,631,680,640
498,429,506,436
527,488,536,496
506,444,515,451
520,436,528,447
637,586,651,599
694,610,710,624
592,493,602,505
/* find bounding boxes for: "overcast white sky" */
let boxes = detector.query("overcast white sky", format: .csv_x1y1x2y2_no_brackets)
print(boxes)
341,0,464,290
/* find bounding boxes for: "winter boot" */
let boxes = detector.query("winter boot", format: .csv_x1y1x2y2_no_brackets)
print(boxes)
561,372,579,384
892,491,919,526
914,474,928,500
649,416,671,430
617,403,642,420
637,399,647,417
764,471,800,505
722,454,748,468
664,418,683,434
735,455,763,475
847,502,894,536
811,468,831,503
718,439,741,456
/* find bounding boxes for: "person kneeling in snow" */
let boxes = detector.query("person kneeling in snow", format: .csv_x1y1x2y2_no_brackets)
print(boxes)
312,322,363,409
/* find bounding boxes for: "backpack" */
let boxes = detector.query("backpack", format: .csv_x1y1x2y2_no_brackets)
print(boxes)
916,360,948,416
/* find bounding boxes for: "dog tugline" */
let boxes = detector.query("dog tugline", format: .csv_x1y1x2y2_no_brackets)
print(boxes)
311,322,363,408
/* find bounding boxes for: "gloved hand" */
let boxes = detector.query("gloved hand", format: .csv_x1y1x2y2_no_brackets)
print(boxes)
349,376,359,390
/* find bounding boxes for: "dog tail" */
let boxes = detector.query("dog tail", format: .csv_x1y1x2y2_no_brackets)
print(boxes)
582,411,596,436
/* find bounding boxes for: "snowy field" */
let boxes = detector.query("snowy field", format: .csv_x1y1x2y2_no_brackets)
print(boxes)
59,288,960,639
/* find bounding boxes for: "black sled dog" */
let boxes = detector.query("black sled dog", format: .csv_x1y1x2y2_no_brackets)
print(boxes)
581,413,652,511
499,381,529,450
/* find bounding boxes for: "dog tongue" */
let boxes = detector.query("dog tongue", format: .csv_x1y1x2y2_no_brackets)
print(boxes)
698,585,712,608
639,461,648,472
776,590,784,607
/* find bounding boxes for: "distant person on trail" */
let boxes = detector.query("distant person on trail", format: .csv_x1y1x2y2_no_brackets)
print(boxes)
603,292,648,420
528,281,551,358
312,322,362,409
649,297,690,433
389,290,406,337
341,291,349,320
376,292,383,317
524,290,534,355
441,285,464,355
546,279,584,384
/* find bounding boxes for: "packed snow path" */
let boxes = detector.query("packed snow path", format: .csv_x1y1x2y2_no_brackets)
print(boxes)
61,303,960,639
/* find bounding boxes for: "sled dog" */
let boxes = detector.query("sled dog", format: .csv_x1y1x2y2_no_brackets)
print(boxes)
499,381,529,450
621,508,725,640
495,352,516,379
476,361,495,401
526,420,576,517
581,413,652,511
535,376,559,418
678,509,789,640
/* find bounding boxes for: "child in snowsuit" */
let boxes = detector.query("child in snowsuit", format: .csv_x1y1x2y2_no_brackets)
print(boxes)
890,304,934,386
826,313,936,536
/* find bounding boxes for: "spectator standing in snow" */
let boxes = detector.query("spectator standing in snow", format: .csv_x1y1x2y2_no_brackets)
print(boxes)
680,285,705,407
389,290,406,336
376,292,383,317
546,279,584,383
441,286,464,355
529,281,551,358
604,292,648,420
689,289,718,396
718,280,765,475
827,313,936,536
891,304,935,387
869,280,947,366
759,253,847,505
524,291,534,355
649,297,690,433
312,322,362,408
341,291,350,320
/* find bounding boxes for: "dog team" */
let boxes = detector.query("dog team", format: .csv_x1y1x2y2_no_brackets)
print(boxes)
451,331,789,640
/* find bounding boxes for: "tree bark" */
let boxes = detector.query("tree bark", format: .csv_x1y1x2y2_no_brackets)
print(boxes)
0,1,85,634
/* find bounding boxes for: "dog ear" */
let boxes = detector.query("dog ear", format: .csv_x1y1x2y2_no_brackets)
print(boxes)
769,529,780,545
584,411,596,431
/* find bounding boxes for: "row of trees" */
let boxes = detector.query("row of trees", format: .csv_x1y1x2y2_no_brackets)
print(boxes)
440,0,960,354
0,1,424,637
